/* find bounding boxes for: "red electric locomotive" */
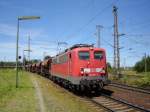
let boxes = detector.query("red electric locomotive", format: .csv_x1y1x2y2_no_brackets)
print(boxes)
51,44,108,91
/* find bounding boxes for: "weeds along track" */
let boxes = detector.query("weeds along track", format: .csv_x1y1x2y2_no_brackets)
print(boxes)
109,82,150,94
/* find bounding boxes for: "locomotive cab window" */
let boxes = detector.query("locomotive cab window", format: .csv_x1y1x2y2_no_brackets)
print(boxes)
94,51,103,59
79,51,89,60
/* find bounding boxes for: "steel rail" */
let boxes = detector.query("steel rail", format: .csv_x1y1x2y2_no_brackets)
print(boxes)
87,97,115,112
31,72,150,112
109,82,150,94
100,93,150,112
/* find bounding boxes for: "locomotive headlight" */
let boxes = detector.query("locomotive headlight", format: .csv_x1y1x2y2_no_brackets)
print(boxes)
80,68,84,75
81,71,84,73
84,68,90,73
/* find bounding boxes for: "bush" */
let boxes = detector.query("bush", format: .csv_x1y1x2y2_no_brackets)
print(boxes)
107,62,113,73
134,56,150,72
134,73,150,87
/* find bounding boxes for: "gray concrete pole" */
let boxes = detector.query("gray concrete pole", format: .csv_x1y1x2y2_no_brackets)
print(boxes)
28,35,30,62
96,25,103,48
16,19,19,88
145,53,147,73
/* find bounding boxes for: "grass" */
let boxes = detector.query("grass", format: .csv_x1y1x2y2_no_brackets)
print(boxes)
34,74,104,112
109,70,150,88
0,69,38,112
0,69,105,112
134,73,150,87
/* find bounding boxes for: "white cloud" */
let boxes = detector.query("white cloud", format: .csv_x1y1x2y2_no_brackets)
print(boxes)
0,41,59,61
0,23,47,39
0,24,16,37
0,23,67,61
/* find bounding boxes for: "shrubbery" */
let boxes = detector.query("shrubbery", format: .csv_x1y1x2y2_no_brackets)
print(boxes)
107,62,113,73
134,73,150,87
134,56,150,72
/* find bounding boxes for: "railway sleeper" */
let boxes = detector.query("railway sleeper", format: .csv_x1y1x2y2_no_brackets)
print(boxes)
112,106,130,111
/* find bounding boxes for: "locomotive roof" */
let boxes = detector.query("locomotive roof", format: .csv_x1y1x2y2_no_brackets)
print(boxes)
68,44,94,50
56,44,94,56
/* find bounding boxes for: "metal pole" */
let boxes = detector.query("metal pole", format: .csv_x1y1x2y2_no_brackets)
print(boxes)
43,52,46,60
145,53,147,73
23,50,26,68
15,16,40,88
96,25,103,48
113,6,117,75
124,57,126,70
28,35,30,62
3,56,6,67
16,19,19,88
97,25,100,48
113,6,120,77
57,42,59,53
23,50,24,67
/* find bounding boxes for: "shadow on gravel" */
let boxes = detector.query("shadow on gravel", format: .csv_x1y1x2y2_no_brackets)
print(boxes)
42,76,114,98
72,89,114,98
101,89,114,96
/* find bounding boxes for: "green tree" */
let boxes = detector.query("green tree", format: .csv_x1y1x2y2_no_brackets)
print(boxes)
134,55,150,72
107,62,112,73
30,59,41,64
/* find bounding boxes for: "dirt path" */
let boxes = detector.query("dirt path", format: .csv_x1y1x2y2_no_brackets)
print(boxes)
31,75,46,112
29,73,105,112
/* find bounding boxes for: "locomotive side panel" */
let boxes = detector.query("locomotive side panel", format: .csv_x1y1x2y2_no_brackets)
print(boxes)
51,53,70,78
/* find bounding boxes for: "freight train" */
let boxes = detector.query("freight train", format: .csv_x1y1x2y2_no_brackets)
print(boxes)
26,44,109,91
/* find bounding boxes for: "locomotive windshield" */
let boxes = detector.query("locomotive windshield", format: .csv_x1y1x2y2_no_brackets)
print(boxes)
94,51,103,59
79,51,89,60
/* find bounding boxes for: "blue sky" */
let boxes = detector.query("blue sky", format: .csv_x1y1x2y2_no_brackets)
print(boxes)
0,0,150,67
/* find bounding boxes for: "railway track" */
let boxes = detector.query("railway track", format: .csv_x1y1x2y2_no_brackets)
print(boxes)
86,94,150,112
109,82,150,94
38,74,150,112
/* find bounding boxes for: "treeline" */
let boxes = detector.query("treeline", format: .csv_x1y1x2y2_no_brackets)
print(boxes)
0,59,41,67
134,55,150,72
23,59,41,65
0,61,22,67
0,56,50,67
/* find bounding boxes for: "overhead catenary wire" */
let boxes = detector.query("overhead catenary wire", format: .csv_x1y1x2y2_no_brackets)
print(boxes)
125,34,150,37
127,18,150,29
64,0,119,40
124,35,150,46
102,38,114,48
